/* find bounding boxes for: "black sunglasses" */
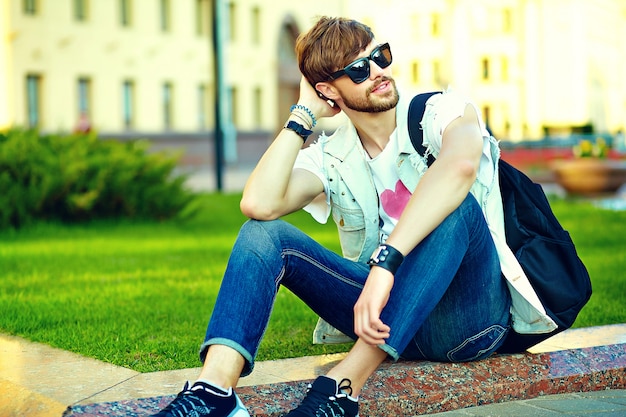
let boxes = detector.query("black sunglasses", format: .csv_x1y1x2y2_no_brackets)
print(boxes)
328,43,393,84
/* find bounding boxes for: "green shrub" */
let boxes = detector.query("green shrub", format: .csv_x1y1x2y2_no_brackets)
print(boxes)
0,129,196,228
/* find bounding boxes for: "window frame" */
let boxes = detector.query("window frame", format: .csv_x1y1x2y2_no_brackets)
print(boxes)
74,0,89,21
26,74,42,128
120,0,132,27
23,0,37,15
160,0,171,32
77,77,91,116
122,80,135,129
163,82,173,130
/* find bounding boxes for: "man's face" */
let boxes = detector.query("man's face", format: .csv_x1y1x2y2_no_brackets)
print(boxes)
332,42,399,113
340,75,399,113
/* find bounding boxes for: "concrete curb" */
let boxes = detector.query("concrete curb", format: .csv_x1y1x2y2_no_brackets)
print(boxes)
64,343,625,416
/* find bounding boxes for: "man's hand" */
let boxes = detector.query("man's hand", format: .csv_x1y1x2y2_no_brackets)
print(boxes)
353,266,394,345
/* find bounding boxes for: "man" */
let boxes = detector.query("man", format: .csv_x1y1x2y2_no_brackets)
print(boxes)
152,16,554,417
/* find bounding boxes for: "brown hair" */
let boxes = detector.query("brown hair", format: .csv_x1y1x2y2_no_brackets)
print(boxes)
295,16,375,86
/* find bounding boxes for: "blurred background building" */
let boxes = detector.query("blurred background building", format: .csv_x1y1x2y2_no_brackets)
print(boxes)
1,0,625,174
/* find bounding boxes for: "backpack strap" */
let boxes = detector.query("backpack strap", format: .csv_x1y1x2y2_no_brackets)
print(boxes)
407,92,440,167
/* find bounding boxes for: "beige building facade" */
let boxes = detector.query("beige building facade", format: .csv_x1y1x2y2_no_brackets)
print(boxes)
0,0,342,136
1,0,625,144
353,0,626,140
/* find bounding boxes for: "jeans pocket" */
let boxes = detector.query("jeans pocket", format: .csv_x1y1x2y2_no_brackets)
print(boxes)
446,324,508,362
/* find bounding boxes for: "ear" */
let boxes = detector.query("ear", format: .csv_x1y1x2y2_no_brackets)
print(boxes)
315,82,340,107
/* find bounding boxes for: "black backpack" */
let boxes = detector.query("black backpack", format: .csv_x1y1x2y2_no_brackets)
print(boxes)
408,92,592,352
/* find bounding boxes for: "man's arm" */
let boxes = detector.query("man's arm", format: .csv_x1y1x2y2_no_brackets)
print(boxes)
354,103,484,345
240,132,324,220
386,102,484,253
240,78,339,220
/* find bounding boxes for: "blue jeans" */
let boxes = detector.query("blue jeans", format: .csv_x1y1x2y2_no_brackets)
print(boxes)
201,195,511,376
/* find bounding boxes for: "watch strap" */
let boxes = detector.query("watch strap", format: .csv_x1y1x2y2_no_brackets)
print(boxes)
284,120,313,142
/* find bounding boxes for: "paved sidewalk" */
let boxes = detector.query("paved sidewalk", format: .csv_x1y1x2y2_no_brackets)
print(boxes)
179,165,254,193
430,390,626,416
2,324,625,416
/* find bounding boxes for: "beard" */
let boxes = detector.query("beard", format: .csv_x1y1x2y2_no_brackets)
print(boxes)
341,76,400,113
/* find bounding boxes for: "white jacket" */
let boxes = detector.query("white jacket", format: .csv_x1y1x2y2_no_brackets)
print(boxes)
295,89,557,344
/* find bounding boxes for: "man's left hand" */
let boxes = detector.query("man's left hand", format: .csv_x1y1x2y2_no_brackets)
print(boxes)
353,266,394,345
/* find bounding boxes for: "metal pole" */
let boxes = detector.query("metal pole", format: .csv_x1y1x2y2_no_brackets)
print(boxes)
211,0,224,191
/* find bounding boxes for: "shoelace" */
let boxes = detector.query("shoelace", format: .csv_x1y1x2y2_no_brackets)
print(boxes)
295,393,345,417
159,383,216,417
296,378,354,417
337,379,353,397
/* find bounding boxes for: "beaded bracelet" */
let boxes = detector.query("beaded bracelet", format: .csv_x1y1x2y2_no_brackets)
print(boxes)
291,109,313,127
290,104,317,127
290,112,313,130
290,108,316,129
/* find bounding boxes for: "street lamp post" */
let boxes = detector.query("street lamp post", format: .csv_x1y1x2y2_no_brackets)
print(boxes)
211,0,225,191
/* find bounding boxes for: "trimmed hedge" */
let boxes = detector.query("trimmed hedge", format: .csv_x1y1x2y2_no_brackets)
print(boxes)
0,129,196,228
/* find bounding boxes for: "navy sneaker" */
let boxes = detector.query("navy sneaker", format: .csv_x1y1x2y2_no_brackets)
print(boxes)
151,381,250,417
284,376,359,417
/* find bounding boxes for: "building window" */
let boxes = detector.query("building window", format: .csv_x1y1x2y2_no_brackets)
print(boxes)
482,106,491,131
228,2,236,42
23,0,37,15
228,86,237,125
163,82,173,129
253,87,262,127
503,8,512,33
160,0,170,32
433,61,441,84
481,58,490,80
122,80,134,129
74,0,88,21
251,6,260,45
120,0,132,27
26,74,42,128
411,61,419,84
76,78,92,132
197,84,207,129
195,0,208,35
431,13,440,37
77,77,91,116
501,57,509,82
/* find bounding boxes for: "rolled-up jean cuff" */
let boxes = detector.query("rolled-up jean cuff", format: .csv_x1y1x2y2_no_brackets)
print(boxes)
378,343,400,361
199,338,255,377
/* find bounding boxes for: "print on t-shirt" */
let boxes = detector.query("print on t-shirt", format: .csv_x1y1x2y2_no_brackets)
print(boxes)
380,180,411,220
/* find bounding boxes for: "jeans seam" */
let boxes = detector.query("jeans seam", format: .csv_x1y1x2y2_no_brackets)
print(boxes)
414,339,428,359
282,248,364,290
446,324,508,362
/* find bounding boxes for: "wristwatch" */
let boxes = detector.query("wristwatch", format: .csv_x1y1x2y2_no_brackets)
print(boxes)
284,120,313,142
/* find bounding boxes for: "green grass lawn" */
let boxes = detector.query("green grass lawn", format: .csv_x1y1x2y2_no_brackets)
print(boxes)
0,194,624,373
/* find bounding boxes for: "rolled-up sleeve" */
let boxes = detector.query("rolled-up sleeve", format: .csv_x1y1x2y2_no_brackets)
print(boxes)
420,89,481,156
293,141,331,223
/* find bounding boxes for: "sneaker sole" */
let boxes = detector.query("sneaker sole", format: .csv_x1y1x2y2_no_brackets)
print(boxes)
228,395,250,417
228,409,250,417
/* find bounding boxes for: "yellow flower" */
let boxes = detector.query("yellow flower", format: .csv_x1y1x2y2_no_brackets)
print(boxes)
573,138,607,158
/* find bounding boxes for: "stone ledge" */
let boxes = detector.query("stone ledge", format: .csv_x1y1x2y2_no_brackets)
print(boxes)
65,343,625,416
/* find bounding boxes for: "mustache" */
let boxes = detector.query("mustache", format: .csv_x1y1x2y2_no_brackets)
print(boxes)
367,76,395,95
